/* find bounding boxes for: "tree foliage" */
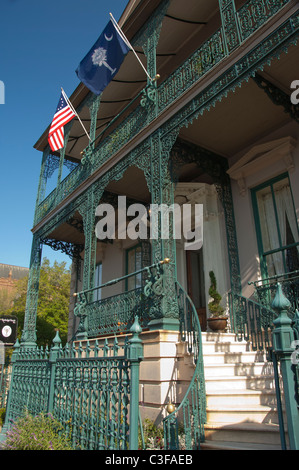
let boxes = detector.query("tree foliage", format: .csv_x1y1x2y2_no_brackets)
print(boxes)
1,258,71,347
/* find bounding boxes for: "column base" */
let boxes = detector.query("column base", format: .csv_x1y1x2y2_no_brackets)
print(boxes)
148,318,180,331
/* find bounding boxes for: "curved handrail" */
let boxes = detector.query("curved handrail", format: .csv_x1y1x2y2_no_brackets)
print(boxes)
229,291,277,351
163,282,206,450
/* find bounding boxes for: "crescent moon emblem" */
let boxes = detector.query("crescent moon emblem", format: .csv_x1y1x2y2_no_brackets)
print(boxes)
104,34,113,41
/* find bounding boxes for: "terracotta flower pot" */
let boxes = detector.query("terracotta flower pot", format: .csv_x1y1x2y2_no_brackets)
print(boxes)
207,317,228,332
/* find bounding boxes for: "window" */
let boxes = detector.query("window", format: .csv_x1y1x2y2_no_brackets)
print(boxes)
252,174,299,278
93,263,102,301
125,242,151,291
126,244,143,291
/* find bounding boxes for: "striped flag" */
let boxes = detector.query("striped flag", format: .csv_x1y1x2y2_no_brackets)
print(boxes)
48,92,76,152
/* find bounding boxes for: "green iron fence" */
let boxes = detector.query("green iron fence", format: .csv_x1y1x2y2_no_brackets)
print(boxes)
73,262,207,450
74,264,207,450
163,282,206,450
0,318,143,450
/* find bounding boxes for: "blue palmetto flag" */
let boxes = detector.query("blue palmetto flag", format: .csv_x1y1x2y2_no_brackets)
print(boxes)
76,20,130,95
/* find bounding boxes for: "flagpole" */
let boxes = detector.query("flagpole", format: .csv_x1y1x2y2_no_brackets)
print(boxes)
109,12,155,83
61,88,91,142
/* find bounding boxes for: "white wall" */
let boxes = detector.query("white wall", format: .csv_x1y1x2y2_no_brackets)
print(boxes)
229,122,299,298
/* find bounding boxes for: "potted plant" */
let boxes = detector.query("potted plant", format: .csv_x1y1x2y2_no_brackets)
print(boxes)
207,270,227,331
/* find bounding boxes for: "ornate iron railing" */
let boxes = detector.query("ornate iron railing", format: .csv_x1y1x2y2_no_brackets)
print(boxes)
163,282,206,450
229,291,276,351
250,270,299,312
52,336,132,450
0,321,143,450
73,260,166,339
229,271,299,352
34,0,292,226
237,0,290,41
157,29,226,113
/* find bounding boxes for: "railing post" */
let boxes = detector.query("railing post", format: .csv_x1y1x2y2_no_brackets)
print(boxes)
272,283,299,450
128,316,143,450
0,339,20,443
218,0,241,54
47,331,62,415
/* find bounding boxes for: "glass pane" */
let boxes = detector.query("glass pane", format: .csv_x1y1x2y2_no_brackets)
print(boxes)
264,252,284,278
135,246,142,289
127,249,135,291
127,245,142,290
255,176,299,277
93,263,102,301
256,185,280,252
272,177,299,247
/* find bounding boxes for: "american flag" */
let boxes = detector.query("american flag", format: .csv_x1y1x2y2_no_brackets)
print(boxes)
48,92,76,152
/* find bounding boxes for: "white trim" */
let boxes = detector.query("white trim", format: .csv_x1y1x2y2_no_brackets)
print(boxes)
227,136,297,196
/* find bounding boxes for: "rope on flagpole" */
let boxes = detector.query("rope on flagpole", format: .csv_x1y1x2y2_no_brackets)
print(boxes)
61,88,91,142
109,12,156,83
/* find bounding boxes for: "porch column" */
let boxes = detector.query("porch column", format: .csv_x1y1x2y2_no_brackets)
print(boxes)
35,148,50,209
149,130,180,330
216,176,242,295
76,188,98,339
56,123,72,188
135,0,169,119
21,234,43,347
89,94,101,146
34,148,59,225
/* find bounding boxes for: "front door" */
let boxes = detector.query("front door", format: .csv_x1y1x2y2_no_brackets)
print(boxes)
186,249,207,331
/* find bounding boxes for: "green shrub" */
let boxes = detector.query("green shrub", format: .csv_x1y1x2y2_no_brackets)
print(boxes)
3,411,72,450
208,270,224,317
0,408,5,426
139,418,164,450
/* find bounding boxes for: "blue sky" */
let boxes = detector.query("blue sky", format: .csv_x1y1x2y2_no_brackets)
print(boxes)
0,0,128,269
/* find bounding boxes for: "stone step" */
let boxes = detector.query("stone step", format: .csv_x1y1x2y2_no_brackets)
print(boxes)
206,388,277,407
202,332,242,342
203,350,266,364
205,373,275,391
177,332,286,449
202,340,251,355
200,440,283,451
203,362,274,377
206,402,280,425
203,422,286,447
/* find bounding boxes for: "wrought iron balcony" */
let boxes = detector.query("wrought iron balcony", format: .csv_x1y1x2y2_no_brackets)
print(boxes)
73,259,168,339
34,0,292,226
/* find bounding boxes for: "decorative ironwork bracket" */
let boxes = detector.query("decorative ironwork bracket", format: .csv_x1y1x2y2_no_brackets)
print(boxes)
140,79,159,108
252,73,299,124
41,238,84,260
143,259,169,297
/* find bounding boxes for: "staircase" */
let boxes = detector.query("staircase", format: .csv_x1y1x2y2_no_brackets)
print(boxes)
199,332,288,450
